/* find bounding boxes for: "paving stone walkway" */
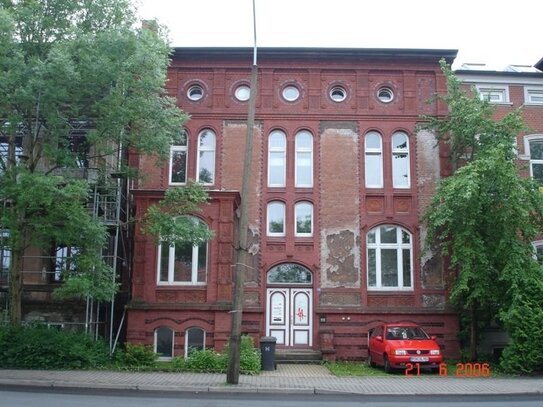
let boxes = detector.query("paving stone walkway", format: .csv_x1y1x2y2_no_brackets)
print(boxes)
0,364,542,395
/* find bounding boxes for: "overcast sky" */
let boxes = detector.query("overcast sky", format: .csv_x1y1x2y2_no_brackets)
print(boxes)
137,0,542,70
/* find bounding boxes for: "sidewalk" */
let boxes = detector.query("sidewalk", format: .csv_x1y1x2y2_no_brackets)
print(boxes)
1,364,542,395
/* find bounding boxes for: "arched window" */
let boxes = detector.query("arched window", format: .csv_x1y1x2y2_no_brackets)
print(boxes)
367,225,412,290
267,201,285,236
197,129,216,184
157,217,208,285
392,132,410,188
267,263,312,284
294,202,313,236
295,131,313,187
169,130,188,184
365,132,383,188
268,130,286,187
185,327,205,358
155,327,174,359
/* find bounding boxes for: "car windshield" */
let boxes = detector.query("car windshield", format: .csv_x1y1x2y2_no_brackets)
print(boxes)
385,326,429,340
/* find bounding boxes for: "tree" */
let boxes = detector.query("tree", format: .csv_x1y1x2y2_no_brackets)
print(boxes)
0,0,187,324
141,183,213,246
422,61,543,372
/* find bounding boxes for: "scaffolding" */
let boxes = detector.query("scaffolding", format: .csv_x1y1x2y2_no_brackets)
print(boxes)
0,121,130,350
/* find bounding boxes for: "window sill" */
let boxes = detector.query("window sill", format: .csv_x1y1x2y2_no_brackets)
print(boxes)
367,288,414,292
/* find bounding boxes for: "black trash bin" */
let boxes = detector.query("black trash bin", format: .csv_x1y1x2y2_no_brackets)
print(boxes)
260,336,276,371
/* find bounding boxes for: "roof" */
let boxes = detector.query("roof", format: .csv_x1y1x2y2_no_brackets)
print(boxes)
536,57,543,71
171,46,458,64
456,62,543,78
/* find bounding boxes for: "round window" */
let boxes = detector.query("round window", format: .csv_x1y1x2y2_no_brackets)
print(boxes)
235,85,251,101
330,86,347,102
282,85,300,102
187,85,204,101
377,86,394,103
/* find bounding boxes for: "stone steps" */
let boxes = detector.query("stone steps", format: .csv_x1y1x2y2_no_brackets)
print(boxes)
274,349,323,364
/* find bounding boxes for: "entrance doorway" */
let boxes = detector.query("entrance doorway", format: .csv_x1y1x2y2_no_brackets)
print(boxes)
266,287,313,347
265,263,313,347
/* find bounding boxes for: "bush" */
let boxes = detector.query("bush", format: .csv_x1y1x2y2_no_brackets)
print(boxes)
0,324,111,369
177,335,260,374
239,335,261,373
114,343,158,370
184,348,226,371
222,335,261,374
499,286,543,374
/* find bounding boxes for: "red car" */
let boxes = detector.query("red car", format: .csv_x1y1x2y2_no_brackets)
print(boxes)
367,323,443,373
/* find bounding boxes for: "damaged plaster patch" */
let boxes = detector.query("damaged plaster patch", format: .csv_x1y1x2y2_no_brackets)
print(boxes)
247,225,260,255
244,224,260,285
320,228,360,288
416,129,440,186
419,226,444,289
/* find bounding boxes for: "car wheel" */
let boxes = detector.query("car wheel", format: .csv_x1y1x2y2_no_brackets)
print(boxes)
367,353,376,367
383,355,392,373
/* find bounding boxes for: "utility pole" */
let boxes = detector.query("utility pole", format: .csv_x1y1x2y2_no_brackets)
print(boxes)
226,0,258,385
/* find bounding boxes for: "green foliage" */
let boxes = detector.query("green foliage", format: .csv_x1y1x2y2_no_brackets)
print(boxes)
0,0,187,322
114,343,158,370
172,336,260,374
0,324,112,369
223,335,261,374
499,264,543,374
183,348,226,371
141,182,213,246
325,361,390,376
420,59,527,169
423,60,543,373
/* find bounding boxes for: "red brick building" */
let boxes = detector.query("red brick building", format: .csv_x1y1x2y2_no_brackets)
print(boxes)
125,47,462,361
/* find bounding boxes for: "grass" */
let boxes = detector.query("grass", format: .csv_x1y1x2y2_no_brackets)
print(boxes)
324,361,389,376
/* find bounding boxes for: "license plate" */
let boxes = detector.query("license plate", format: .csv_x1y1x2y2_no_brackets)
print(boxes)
410,356,429,362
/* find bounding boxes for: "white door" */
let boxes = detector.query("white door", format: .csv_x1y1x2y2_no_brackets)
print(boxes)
266,288,312,347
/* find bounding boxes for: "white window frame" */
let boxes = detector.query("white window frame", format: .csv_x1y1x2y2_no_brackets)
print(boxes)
154,327,174,360
475,84,510,104
268,130,286,187
169,131,188,185
295,131,313,188
52,246,79,282
157,242,207,285
294,202,313,237
1,230,10,271
392,131,411,188
197,129,216,185
367,225,413,291
157,217,208,286
235,84,251,101
267,201,286,237
532,240,543,264
524,86,543,105
185,327,206,358
364,131,383,188
524,135,543,184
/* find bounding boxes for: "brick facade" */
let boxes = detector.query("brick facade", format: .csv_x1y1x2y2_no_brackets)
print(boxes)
126,48,463,360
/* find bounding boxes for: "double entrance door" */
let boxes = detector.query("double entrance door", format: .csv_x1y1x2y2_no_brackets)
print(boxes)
265,288,312,347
